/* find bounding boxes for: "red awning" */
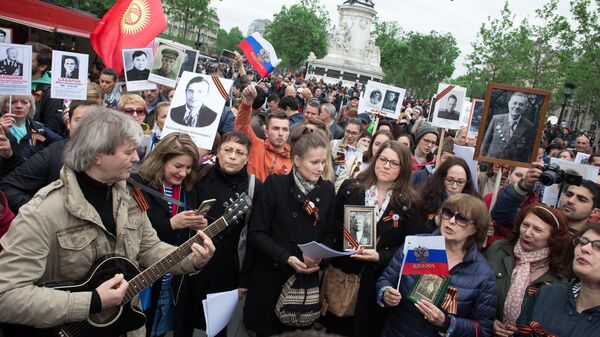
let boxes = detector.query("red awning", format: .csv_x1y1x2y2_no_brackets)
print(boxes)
0,0,100,38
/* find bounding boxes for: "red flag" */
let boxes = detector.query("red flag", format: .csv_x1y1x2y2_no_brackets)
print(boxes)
90,0,167,75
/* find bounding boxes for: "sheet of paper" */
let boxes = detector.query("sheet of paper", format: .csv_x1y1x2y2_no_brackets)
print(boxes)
454,145,479,193
202,289,239,337
298,241,356,259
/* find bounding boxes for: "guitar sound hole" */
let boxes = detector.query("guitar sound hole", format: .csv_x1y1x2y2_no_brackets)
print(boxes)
87,306,122,327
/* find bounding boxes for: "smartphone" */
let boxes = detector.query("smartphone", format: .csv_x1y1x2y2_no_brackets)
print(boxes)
195,199,216,216
222,49,236,59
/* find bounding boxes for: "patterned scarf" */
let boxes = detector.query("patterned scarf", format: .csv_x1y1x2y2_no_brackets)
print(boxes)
293,167,316,195
503,241,550,325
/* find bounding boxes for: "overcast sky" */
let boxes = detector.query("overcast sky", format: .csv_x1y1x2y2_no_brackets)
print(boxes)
212,0,577,77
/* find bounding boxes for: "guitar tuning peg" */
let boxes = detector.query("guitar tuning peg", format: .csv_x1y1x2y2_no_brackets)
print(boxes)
223,202,229,208
235,193,240,198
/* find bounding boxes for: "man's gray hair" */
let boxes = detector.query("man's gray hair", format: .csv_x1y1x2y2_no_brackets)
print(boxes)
63,107,143,172
321,103,336,118
510,92,528,101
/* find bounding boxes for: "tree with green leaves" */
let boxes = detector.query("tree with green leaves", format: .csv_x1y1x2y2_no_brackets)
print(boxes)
265,0,330,70
214,27,244,54
372,23,459,98
163,0,217,42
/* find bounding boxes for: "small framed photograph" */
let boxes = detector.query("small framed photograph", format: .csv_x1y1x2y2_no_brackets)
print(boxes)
475,83,550,167
358,80,406,120
148,40,185,88
431,83,467,129
468,99,485,139
0,28,12,44
406,274,450,306
343,205,376,250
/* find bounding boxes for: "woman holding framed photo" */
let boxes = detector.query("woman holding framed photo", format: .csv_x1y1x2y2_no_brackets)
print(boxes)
321,140,426,337
376,194,496,337
484,204,572,336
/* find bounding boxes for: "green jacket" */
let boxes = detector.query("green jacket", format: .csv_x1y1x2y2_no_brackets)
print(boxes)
484,240,565,321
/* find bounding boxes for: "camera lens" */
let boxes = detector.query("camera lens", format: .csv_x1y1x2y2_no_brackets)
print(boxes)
539,170,557,186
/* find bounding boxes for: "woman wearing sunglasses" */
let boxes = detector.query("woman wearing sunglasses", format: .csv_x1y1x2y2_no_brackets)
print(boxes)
485,204,572,337
419,157,478,231
515,222,600,336
117,93,153,166
321,141,425,337
376,194,496,337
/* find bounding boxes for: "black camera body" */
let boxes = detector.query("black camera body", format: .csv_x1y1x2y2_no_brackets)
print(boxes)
539,163,583,186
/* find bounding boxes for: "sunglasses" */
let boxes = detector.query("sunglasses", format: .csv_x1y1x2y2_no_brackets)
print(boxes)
573,235,600,252
440,207,473,227
122,107,147,115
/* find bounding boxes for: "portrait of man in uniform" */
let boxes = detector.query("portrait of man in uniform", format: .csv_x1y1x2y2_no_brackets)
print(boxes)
437,94,460,121
478,88,548,164
170,76,218,128
382,90,399,111
151,47,179,80
0,47,22,76
126,50,150,81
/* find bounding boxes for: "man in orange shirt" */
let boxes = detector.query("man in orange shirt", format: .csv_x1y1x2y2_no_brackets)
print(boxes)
235,85,291,181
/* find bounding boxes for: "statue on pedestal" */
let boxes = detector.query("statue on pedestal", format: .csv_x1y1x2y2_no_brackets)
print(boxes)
343,0,375,8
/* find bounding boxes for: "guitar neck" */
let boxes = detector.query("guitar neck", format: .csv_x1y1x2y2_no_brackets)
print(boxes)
123,217,229,303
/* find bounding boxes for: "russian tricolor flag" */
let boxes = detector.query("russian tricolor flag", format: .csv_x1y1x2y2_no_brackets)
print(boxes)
400,236,449,276
238,32,282,78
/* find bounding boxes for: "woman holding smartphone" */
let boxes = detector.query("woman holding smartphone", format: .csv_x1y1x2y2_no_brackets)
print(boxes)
131,132,206,337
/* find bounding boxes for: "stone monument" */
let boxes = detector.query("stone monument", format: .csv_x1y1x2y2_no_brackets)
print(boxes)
306,0,383,87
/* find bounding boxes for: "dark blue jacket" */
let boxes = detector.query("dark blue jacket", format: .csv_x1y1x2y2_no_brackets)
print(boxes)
490,183,526,230
516,281,600,337
377,242,497,337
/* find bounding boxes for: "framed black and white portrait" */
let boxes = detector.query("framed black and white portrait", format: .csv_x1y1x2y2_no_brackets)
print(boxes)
344,205,376,250
0,28,12,44
468,99,485,139
475,83,550,167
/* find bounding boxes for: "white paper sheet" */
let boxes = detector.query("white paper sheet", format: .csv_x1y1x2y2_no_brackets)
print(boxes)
454,145,479,193
202,289,239,337
298,241,356,259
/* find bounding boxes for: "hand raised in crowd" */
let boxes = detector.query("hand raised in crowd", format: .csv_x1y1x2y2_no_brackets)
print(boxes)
520,161,544,190
0,127,12,159
287,255,319,274
493,319,516,337
95,273,128,311
0,113,16,129
414,299,445,328
383,287,402,307
351,247,379,262
191,230,215,269
233,51,244,67
238,287,248,299
241,84,257,106
170,210,208,231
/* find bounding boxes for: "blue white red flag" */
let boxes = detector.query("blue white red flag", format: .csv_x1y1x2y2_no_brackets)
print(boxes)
238,32,281,78
400,236,449,276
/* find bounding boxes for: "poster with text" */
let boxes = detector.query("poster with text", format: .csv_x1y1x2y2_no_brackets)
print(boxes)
0,43,31,95
51,50,89,100
162,72,232,149
123,48,157,91
431,83,467,129
358,80,406,120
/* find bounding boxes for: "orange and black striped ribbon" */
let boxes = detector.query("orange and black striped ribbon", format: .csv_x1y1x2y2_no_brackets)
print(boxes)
132,185,150,212
516,322,558,337
435,85,455,101
212,75,229,101
343,228,360,250
440,286,458,315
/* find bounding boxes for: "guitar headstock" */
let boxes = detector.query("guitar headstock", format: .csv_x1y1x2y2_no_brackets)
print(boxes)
222,192,252,223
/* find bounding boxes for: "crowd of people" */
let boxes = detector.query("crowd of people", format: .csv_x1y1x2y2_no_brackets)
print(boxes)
0,40,599,337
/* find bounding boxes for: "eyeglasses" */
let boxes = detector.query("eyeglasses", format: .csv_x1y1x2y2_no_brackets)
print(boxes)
440,207,473,227
122,107,147,115
573,235,600,252
221,147,248,157
444,177,467,187
377,156,401,169
345,129,360,137
420,138,437,146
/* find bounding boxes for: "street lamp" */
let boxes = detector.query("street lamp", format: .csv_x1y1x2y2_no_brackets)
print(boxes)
557,82,576,127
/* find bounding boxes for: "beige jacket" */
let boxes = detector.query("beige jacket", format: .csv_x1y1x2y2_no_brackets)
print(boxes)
0,167,197,334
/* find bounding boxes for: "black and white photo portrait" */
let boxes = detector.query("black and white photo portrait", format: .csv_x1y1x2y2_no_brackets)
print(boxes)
170,75,218,128
125,49,151,81
369,89,382,105
0,46,23,76
0,28,12,44
437,94,460,121
476,83,550,165
178,49,198,78
468,99,485,138
382,90,400,111
60,55,79,79
344,206,376,250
